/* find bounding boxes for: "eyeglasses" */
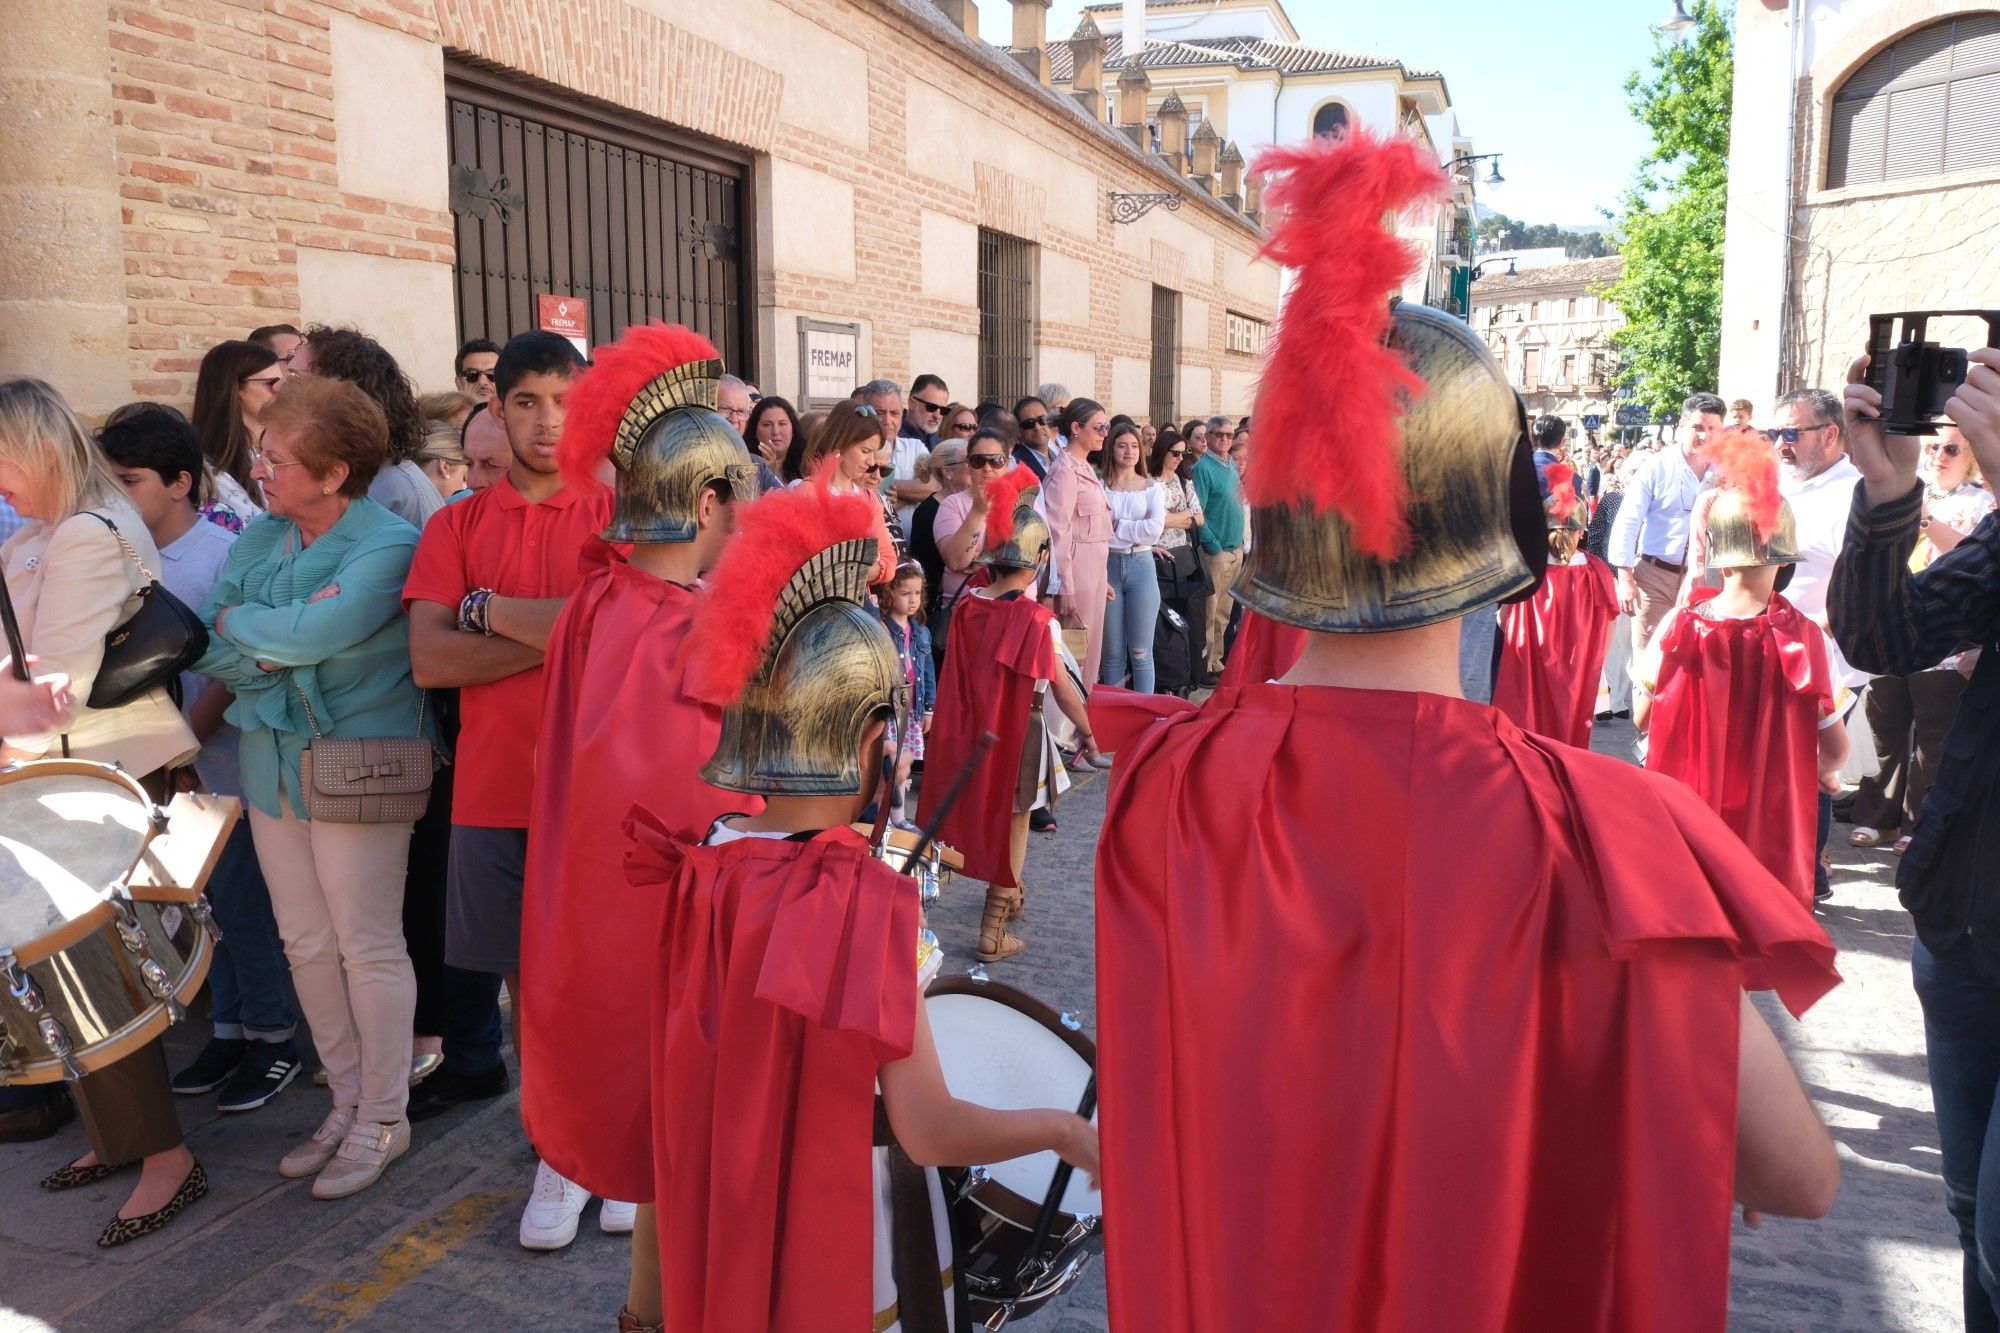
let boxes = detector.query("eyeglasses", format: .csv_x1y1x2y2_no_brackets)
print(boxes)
1017,415,1047,430
1925,440,1964,457
967,454,1008,470
1761,426,1829,444
1081,421,1110,436
912,396,948,415
458,368,496,384
242,375,282,390
248,449,305,474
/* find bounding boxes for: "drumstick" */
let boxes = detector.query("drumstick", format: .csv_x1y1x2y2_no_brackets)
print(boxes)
1020,1072,1097,1286
0,572,29,681
896,730,995,870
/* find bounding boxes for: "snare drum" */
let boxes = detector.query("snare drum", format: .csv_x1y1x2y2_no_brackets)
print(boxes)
926,974,1102,1325
0,761,217,1084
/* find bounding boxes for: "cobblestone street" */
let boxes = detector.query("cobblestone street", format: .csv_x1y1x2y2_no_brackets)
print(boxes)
0,721,1965,1331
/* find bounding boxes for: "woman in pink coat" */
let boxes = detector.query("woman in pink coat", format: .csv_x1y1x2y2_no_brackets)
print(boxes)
1042,398,1114,690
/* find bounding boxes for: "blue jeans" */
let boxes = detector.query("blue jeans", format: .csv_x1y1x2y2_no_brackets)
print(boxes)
1100,550,1162,694
1913,937,2000,1333
205,821,298,1042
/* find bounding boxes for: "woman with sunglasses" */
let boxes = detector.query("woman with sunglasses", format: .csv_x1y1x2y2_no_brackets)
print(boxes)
1847,424,1995,853
941,403,978,441
192,339,281,525
932,429,1015,637
1149,429,1205,693
1042,399,1115,693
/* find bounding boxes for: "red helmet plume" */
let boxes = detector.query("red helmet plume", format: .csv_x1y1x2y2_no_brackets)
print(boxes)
1700,426,1783,540
981,465,1041,548
557,323,720,489
1545,461,1578,517
1246,127,1449,561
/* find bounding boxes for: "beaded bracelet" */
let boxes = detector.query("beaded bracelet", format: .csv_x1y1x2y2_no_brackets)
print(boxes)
457,587,496,635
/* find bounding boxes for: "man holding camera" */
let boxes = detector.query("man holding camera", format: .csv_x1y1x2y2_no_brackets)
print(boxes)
1831,345,2000,1332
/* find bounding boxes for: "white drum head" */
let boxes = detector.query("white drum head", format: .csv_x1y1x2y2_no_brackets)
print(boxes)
926,990,1101,1217
0,769,152,951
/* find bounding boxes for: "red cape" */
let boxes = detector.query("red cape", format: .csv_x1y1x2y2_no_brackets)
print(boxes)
1645,589,1833,906
628,815,916,1333
519,551,757,1202
921,590,1055,886
1494,553,1618,749
1090,684,1837,1333
1217,609,1306,689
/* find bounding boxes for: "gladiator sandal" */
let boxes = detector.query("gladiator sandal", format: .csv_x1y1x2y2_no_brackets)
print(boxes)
976,886,1026,962
1007,882,1027,921
616,1306,664,1333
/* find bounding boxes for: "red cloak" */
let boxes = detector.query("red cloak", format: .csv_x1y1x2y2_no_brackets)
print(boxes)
1645,588,1833,906
1090,683,1837,1333
627,814,916,1333
1493,553,1618,749
1217,609,1306,689
921,590,1055,887
519,550,757,1202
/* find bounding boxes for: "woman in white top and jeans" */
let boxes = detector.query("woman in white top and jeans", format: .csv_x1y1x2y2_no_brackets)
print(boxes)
1098,421,1166,693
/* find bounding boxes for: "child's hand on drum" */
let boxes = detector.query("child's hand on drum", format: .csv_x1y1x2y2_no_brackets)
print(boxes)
1059,1114,1101,1190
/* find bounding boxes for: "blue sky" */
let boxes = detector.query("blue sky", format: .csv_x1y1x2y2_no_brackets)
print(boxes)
981,0,1671,227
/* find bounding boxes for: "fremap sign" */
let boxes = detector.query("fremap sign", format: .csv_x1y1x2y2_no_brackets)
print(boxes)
799,318,861,407
538,295,589,357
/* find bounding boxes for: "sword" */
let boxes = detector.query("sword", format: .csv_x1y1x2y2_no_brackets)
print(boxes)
0,571,28,681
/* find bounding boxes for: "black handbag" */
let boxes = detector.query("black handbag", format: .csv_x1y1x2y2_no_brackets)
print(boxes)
83,512,209,710
1155,543,1207,603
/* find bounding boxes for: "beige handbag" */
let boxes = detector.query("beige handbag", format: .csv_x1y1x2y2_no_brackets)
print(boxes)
295,684,434,824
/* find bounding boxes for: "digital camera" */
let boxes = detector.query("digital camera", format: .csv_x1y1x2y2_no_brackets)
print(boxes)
1865,310,2000,436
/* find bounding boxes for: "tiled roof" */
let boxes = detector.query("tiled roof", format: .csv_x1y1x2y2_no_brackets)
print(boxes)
1470,255,1625,300
1052,32,1440,83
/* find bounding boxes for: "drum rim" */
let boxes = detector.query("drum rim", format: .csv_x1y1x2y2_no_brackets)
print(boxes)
0,759,163,965
846,823,966,872
925,974,1099,1232
0,918,212,1085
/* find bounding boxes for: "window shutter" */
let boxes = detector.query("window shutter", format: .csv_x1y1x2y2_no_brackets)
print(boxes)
1828,17,2000,187
1945,71,2000,173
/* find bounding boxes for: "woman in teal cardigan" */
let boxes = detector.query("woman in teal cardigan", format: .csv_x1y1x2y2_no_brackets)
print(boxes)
195,377,431,1203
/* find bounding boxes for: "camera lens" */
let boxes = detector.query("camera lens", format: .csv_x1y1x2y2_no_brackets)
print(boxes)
1939,350,1968,385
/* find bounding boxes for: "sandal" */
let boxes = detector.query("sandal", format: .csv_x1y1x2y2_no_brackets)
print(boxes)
1893,835,1912,855
976,887,1025,962
1846,827,1887,848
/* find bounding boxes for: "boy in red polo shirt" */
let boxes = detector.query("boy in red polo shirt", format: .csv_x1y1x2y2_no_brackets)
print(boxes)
402,330,619,1250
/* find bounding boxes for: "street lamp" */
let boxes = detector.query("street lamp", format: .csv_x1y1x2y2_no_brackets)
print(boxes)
1468,256,1517,282
1659,1,1696,39
1446,152,1505,187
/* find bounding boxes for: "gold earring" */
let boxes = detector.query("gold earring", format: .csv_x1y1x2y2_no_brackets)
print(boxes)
322,486,331,495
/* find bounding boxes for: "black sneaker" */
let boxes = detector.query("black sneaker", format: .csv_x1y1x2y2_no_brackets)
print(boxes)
406,1063,510,1123
171,1038,247,1095
216,1041,301,1112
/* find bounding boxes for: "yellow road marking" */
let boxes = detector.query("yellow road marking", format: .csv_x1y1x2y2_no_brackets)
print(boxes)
294,1189,517,1328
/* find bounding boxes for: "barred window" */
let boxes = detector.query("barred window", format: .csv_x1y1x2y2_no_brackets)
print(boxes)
1827,14,2000,188
978,229,1036,404
1150,286,1179,428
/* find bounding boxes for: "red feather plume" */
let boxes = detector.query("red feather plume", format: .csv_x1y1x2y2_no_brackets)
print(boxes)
1545,461,1578,518
981,465,1041,548
680,471,895,708
1700,426,1783,540
557,322,720,489
1246,127,1449,560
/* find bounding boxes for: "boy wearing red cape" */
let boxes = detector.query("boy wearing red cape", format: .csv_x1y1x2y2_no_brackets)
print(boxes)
1492,461,1618,748
625,480,1097,1333
517,325,759,1332
1635,430,1851,908
1089,129,1842,1332
921,465,1102,962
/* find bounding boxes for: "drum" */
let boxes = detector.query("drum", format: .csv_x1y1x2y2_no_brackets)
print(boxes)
926,974,1101,1326
0,761,218,1084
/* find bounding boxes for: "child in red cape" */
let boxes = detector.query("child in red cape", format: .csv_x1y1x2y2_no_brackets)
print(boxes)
1494,461,1618,747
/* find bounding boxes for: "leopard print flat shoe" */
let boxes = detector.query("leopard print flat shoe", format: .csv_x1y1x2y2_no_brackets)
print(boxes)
41,1159,130,1191
96,1161,207,1248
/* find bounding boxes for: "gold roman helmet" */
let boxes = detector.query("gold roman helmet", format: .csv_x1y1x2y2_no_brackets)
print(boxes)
683,486,905,797
1704,489,1800,571
556,323,757,544
979,467,1050,572
1235,303,1545,632
1232,130,1545,636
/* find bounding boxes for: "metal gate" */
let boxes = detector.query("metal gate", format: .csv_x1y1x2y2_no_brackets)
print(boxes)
446,66,752,375
1150,286,1179,427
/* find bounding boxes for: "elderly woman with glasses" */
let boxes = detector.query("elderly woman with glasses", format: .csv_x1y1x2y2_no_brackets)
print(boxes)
1847,423,1994,854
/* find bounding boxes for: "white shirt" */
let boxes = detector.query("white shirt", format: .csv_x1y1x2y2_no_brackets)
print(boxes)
1780,456,1866,689
1608,446,1705,568
1105,482,1166,553
887,435,930,536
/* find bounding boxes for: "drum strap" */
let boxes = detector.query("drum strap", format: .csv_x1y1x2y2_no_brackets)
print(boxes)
874,1098,951,1333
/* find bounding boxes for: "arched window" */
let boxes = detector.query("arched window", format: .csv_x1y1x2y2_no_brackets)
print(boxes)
1312,103,1350,140
1827,14,2000,188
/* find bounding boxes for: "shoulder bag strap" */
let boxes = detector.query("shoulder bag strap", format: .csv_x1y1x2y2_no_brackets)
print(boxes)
82,511,159,587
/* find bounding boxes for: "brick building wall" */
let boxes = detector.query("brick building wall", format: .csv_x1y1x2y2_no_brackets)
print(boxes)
10,0,1282,420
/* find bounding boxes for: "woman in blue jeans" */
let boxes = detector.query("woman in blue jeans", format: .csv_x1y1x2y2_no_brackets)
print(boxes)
1098,422,1166,693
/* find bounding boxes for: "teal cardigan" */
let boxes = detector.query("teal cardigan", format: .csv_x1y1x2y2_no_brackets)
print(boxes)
195,498,429,819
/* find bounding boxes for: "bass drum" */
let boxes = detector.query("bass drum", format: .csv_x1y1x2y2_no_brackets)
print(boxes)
926,973,1101,1327
0,760,215,1084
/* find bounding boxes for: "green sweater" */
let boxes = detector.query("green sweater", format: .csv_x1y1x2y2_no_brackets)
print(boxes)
194,498,426,819
1192,453,1246,554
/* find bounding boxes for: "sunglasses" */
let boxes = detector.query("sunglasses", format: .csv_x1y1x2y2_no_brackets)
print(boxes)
1925,441,1964,457
947,421,977,434
1167,447,1186,458
968,454,1008,470
912,397,948,414
1760,426,1827,444
1017,415,1048,430
459,368,496,383
242,374,282,390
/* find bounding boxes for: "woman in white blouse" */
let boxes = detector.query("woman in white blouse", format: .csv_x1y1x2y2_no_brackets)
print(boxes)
1098,420,1166,693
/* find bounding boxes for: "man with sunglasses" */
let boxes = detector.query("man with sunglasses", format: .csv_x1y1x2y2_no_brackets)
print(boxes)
1011,396,1058,481
454,338,502,407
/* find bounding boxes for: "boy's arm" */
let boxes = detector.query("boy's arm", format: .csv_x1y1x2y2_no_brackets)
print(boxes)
1736,993,1839,1221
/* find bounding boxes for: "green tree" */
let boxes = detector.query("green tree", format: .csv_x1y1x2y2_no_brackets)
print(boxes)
1605,0,1734,414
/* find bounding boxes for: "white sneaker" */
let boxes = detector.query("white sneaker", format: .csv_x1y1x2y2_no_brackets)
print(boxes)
312,1117,411,1200
599,1198,638,1234
280,1108,355,1178
519,1160,590,1250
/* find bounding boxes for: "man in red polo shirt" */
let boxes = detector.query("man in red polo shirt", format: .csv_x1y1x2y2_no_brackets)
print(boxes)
402,330,619,1251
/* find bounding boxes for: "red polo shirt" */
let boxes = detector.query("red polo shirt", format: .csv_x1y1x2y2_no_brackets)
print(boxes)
403,474,613,828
